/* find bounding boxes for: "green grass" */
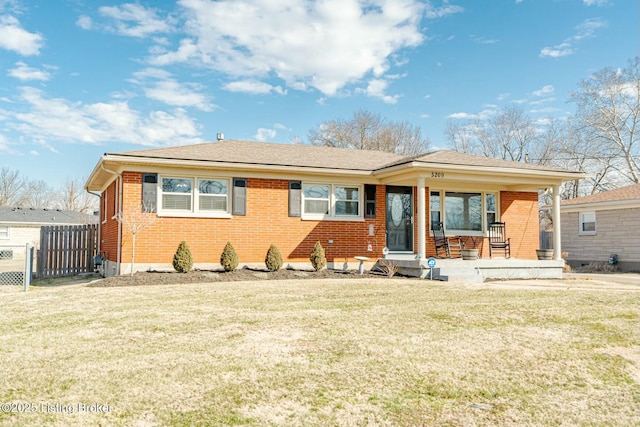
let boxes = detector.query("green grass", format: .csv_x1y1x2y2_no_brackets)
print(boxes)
1,279,638,426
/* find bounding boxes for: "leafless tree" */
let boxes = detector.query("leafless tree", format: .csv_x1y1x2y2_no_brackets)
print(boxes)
445,105,540,162
56,177,98,213
22,180,56,208
308,109,430,155
569,56,640,184
116,202,158,276
0,166,26,206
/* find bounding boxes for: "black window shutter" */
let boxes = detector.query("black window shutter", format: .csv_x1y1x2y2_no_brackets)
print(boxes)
289,181,302,217
365,184,376,218
142,173,158,213
232,178,247,216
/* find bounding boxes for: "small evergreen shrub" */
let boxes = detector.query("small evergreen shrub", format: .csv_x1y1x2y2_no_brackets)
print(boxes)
265,244,283,271
310,241,326,271
220,242,239,272
172,241,193,273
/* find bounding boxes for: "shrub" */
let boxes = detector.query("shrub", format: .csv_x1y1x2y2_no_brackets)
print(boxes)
265,244,283,271
172,241,193,273
310,241,326,271
220,242,239,272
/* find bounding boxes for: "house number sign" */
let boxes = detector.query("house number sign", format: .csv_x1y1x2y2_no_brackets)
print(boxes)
431,172,444,178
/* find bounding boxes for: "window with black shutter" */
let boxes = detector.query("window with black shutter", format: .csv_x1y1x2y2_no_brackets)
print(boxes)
289,181,301,217
142,173,158,212
232,178,247,216
365,184,376,218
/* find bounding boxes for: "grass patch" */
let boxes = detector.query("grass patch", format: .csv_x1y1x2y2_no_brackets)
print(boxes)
0,279,638,426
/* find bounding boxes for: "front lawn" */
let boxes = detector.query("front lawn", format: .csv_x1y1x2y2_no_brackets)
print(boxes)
1,279,638,426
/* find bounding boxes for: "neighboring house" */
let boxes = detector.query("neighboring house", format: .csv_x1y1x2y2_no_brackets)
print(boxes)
560,183,640,272
0,206,99,250
85,140,584,276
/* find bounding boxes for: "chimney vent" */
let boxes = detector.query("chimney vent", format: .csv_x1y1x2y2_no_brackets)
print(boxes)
216,133,224,141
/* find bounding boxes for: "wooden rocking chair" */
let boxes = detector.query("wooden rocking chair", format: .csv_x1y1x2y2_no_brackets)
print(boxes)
488,222,511,258
432,222,463,258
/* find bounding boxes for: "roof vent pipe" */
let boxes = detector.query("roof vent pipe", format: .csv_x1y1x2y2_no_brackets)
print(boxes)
217,133,224,141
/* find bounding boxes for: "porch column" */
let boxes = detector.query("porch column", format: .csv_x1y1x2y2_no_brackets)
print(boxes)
552,184,562,260
417,177,426,259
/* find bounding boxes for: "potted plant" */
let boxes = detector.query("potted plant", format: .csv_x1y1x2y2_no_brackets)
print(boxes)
536,249,554,260
461,248,479,260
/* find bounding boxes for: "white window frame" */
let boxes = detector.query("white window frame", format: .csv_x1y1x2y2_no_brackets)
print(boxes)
579,211,596,235
158,175,231,218
0,225,9,240
430,190,499,236
301,183,363,221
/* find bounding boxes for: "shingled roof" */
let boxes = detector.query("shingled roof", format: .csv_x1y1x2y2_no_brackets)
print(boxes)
87,139,585,191
561,183,640,206
114,140,406,171
0,207,99,225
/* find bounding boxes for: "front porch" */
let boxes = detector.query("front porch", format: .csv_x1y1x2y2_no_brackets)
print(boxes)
375,255,564,283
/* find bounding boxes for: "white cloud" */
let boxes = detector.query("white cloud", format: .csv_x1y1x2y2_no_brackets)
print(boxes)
8,86,203,147
529,97,556,106
583,0,608,5
98,3,173,38
0,15,43,55
471,35,499,44
130,68,214,111
356,79,400,104
255,128,276,141
447,108,496,120
532,85,554,97
151,0,427,97
76,15,92,30
8,61,51,81
223,80,285,95
425,3,464,19
540,18,607,58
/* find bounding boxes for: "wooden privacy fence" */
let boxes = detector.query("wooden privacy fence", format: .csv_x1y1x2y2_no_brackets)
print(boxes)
37,224,98,278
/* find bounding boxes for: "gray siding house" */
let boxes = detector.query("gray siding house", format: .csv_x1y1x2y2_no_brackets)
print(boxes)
560,184,640,272
0,207,98,249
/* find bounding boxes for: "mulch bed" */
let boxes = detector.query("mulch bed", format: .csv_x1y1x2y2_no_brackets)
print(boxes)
88,267,415,287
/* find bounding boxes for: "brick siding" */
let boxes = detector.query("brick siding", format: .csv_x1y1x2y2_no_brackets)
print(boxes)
101,173,540,265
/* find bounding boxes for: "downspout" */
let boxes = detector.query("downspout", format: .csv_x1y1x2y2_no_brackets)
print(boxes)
101,163,123,275
86,189,102,265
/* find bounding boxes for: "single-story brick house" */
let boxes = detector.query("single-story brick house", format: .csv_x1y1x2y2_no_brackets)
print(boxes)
85,140,584,276
561,183,640,272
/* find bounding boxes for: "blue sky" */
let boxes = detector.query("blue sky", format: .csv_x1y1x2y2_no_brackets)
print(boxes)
0,0,637,188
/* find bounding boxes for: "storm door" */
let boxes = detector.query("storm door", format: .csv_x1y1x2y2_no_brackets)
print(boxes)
386,186,413,252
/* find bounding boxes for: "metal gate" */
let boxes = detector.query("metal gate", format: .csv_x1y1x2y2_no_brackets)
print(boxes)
0,244,34,291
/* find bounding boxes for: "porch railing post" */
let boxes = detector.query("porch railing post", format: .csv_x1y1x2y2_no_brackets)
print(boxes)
417,177,426,259
552,184,562,260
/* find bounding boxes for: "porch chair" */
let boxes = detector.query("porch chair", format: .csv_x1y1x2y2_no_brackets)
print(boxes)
488,222,511,258
432,222,463,258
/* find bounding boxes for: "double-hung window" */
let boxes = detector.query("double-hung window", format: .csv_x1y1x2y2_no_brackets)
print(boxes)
162,178,193,211
159,176,231,216
198,179,228,211
579,211,596,235
0,225,9,240
302,183,361,219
